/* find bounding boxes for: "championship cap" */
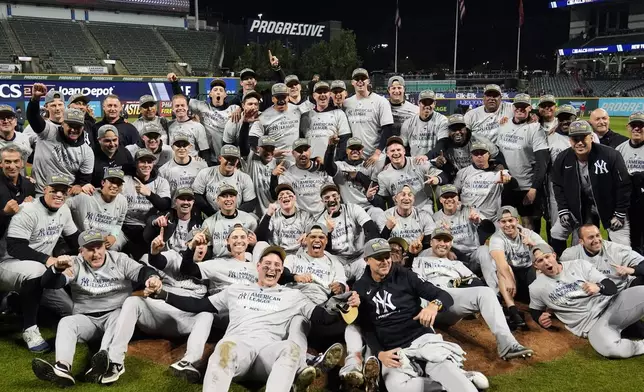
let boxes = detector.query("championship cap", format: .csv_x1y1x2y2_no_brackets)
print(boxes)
418,90,436,101
174,188,195,200
568,120,593,137
97,124,118,139
219,144,241,159
141,123,162,137
45,89,64,105
439,184,458,197
346,137,363,148
139,94,156,106
275,183,295,197
364,238,391,258
134,149,157,161
68,93,89,106
538,94,556,106
284,75,300,86
388,237,409,252
483,84,502,95
259,245,287,262
320,183,339,197
0,105,15,116
313,81,330,92
271,83,288,96
209,79,226,89
498,205,520,220
63,108,85,126
330,80,347,91
103,167,124,181
447,114,466,128
242,90,262,102
78,229,105,248
306,222,329,236
387,75,405,88
532,243,555,257
470,141,490,153
48,174,73,187
172,133,190,145
628,111,644,126
394,183,415,195
239,68,257,80
217,183,238,197
431,227,454,241
555,104,577,117
292,138,311,151
352,68,369,79
385,135,404,148
513,93,531,106
259,135,277,147
226,223,251,238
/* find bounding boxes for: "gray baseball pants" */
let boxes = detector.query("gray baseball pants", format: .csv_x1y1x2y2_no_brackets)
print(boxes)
55,310,121,366
109,296,214,364
587,286,644,358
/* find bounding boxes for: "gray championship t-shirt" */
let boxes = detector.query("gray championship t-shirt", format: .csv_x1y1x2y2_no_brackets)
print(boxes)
447,134,499,172
149,250,208,299
133,117,168,144
332,160,384,210
616,141,644,175
284,252,347,304
278,166,332,216
316,203,371,259
343,93,394,158
496,121,549,190
191,168,256,213
244,152,291,217
432,205,480,256
463,101,515,143
199,255,258,294
126,145,173,168
489,227,546,269
390,101,419,132
547,131,570,163
268,209,313,254
202,211,258,257
384,206,436,244
121,175,171,227
249,103,307,152
158,157,208,196
168,119,210,157
376,159,443,211
0,132,33,167
300,108,351,159
188,99,239,160
400,112,449,157
66,192,127,238
454,167,508,222
411,256,474,288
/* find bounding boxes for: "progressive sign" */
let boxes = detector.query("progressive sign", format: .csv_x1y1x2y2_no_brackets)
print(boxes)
248,19,328,38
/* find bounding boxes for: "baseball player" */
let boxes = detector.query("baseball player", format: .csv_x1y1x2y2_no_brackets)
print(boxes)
256,184,313,255
285,74,312,108
91,124,135,188
376,136,446,211
382,185,435,249
529,244,644,359
317,183,379,280
126,123,173,168
121,149,171,259
400,90,448,158
31,230,160,387
1,175,78,352
0,105,32,165
537,95,557,135
496,93,550,233
191,144,256,216
158,134,208,196
222,90,263,155
271,138,332,216
144,245,359,392
343,68,395,165
201,184,258,257
67,93,96,145
243,136,288,217
167,94,211,161
330,80,348,109
411,228,534,360
387,76,418,135
225,53,285,110
299,81,351,160
485,206,547,329
132,95,170,143
66,168,128,251
463,84,514,143
454,141,513,220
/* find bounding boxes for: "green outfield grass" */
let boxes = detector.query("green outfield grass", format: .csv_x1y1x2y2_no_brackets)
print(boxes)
4,117,642,392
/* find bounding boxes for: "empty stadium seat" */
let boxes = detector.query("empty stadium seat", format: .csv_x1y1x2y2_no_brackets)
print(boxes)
159,28,222,72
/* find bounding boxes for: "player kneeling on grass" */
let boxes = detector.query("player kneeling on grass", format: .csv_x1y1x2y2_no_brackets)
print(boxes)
410,228,533,362
529,244,644,359
31,230,161,387
144,245,360,392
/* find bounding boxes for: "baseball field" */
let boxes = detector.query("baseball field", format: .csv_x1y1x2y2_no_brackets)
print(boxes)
1,117,643,391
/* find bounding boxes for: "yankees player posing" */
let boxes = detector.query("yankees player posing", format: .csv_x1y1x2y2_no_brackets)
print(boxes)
132,95,170,144
158,134,208,196
463,84,514,143
31,230,161,387
381,185,435,250
387,76,419,138
243,136,289,217
126,123,173,169
529,244,644,359
222,90,263,156
167,94,211,161
400,90,448,158
411,228,534,360
144,245,360,392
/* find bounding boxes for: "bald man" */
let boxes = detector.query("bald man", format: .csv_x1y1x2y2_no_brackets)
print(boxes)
589,109,627,149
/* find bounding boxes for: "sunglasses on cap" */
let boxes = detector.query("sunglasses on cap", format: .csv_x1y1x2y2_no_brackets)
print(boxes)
348,146,362,151
140,103,156,109
571,135,588,143
420,99,435,105
353,76,368,82
630,121,644,129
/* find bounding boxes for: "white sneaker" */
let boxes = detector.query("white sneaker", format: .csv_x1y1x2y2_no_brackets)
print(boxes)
464,370,489,390
23,326,50,353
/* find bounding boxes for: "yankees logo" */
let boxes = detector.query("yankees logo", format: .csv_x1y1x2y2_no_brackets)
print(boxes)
594,159,608,174
372,290,397,315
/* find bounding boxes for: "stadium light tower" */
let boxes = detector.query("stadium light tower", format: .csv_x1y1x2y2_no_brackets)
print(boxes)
195,0,199,31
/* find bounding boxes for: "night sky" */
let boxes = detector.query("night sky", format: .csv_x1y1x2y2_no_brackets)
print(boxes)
205,0,571,72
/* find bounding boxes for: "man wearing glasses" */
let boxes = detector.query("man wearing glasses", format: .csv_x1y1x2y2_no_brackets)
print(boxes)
132,95,170,144
496,93,549,233
464,84,514,143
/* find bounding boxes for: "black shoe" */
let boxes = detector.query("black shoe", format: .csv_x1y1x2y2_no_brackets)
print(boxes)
85,349,110,382
101,363,124,384
169,360,201,384
502,344,534,360
508,312,527,331
32,359,75,387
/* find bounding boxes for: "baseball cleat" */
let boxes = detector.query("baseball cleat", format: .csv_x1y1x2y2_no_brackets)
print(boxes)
23,326,50,353
310,342,344,375
464,370,489,390
85,349,110,382
507,312,527,331
169,360,201,384
340,369,364,388
503,344,534,360
32,359,75,387
362,356,380,392
292,365,317,392
101,363,124,384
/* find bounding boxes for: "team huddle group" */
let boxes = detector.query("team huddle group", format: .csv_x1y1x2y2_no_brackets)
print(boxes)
1,54,644,392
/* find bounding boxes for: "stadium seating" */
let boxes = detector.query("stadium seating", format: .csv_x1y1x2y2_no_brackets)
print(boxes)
8,17,101,73
529,75,579,96
0,26,15,63
585,80,614,96
158,28,222,73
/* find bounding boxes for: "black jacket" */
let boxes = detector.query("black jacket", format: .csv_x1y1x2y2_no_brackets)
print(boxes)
91,145,134,187
143,209,204,245
552,142,631,228
598,129,628,149
0,174,35,239
225,67,285,112
354,263,453,355
93,117,140,148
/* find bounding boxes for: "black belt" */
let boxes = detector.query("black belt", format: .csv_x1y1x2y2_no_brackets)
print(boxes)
84,310,113,318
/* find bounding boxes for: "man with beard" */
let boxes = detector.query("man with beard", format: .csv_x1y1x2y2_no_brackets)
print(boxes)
121,150,171,260
552,121,631,251
411,228,534,361
330,80,348,109
144,188,203,255
249,83,309,154
344,68,394,167
318,183,380,281
143,245,359,392
31,230,160,387
222,90,262,156
91,125,134,188
167,95,210,161
485,206,546,329
561,224,644,291
589,108,628,149
529,244,644,359
615,112,644,253
381,185,435,252
132,95,169,143
158,135,208,196
271,139,332,216
0,105,31,165
168,75,240,161
94,94,139,147
27,84,95,196
67,94,96,142
66,168,128,251
432,185,495,273
201,184,258,257
496,94,549,233
400,90,447,158
464,84,514,143
387,76,418,137
191,144,256,216
376,136,446,212
2,175,78,352
256,184,313,255
454,142,513,221
299,81,351,161
126,123,173,168
243,136,287,217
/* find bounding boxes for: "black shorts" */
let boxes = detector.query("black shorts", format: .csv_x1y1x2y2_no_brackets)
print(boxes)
501,189,543,218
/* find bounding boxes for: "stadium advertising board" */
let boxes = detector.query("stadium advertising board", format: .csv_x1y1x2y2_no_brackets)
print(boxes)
17,0,190,14
598,98,644,117
247,19,330,40
202,78,240,95
558,43,644,56
548,0,606,8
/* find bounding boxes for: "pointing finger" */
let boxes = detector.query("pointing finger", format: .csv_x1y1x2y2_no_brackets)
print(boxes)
268,49,273,60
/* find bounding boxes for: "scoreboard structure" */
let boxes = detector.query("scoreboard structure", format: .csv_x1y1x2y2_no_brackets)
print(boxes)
13,0,189,15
